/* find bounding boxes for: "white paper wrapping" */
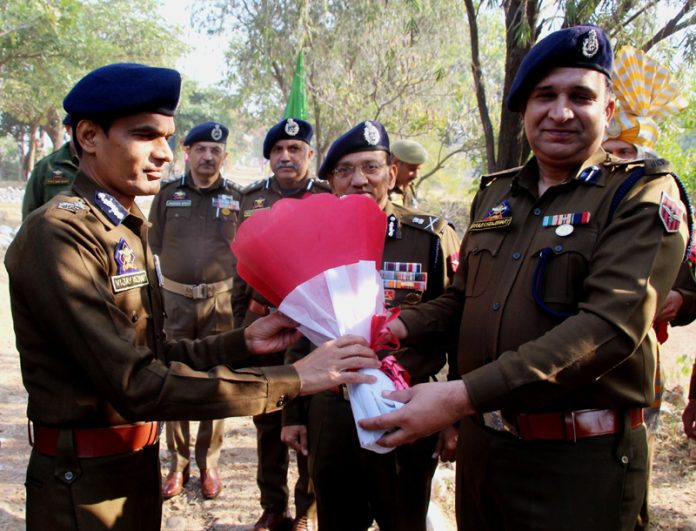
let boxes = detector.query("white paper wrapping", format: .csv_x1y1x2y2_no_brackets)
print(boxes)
279,260,403,453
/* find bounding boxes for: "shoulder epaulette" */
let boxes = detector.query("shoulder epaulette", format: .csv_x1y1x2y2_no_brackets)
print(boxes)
242,178,266,194
308,179,331,192
224,179,244,193
160,175,181,186
643,157,672,176
394,203,449,235
53,198,88,215
479,166,521,190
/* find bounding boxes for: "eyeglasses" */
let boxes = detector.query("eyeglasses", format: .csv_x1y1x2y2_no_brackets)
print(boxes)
331,162,387,179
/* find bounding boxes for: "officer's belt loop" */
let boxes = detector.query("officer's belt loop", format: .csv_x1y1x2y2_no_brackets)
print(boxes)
54,427,82,485
162,276,233,300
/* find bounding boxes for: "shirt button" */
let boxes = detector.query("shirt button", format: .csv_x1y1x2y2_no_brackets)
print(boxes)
554,244,564,253
64,471,74,482
533,208,542,216
492,302,500,311
512,252,521,260
276,394,288,407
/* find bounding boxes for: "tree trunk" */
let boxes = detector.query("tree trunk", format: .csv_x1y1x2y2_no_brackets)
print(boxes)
23,123,40,180
464,0,497,172
495,0,539,171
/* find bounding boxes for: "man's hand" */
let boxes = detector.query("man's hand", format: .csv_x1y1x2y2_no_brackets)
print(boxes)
433,424,459,462
655,290,684,323
358,380,474,448
683,399,696,440
387,317,408,340
244,312,302,354
281,424,308,456
294,335,380,396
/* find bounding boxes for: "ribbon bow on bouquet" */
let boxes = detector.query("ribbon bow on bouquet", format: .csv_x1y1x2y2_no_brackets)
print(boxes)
232,194,409,453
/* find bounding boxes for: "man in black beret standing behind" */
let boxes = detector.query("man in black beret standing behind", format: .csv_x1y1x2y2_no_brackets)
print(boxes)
232,118,328,531
149,121,243,500
361,26,692,531
5,63,380,531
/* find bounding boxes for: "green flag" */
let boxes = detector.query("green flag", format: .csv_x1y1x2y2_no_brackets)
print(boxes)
283,51,308,120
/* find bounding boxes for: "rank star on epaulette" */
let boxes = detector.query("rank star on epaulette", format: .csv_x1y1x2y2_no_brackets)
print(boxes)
659,192,684,233
56,199,86,213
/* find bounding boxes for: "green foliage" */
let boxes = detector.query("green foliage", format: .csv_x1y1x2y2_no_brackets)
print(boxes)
0,0,185,177
655,78,696,197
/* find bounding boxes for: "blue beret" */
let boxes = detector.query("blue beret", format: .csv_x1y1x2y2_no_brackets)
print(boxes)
262,118,313,159
184,121,229,146
318,121,390,180
63,63,181,118
506,25,613,112
62,115,72,126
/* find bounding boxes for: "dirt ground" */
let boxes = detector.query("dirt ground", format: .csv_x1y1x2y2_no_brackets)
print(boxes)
0,187,694,530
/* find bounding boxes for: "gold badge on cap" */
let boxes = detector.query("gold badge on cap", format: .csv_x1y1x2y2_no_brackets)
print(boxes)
363,121,380,145
582,29,599,58
285,118,300,136
211,124,223,141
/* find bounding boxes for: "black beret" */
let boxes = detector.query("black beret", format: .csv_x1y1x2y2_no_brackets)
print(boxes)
184,121,229,146
63,63,181,118
318,121,390,180
62,115,72,126
262,118,313,159
506,25,613,112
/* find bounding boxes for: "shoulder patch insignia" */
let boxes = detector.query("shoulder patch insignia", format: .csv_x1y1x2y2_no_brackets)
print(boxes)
658,192,684,233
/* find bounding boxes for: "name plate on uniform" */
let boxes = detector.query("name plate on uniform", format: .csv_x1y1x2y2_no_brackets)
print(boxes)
111,271,149,293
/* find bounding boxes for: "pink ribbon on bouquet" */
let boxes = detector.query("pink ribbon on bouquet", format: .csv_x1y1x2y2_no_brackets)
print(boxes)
370,307,410,390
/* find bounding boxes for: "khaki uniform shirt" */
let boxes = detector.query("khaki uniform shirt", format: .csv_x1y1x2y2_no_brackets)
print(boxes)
148,173,242,284
22,142,79,220
231,175,331,326
389,183,419,209
5,171,299,429
400,151,689,414
382,201,460,381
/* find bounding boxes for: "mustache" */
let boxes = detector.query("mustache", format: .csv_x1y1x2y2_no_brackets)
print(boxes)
273,161,299,171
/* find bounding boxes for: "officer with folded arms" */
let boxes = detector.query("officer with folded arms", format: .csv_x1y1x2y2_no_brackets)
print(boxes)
361,26,692,531
5,63,379,531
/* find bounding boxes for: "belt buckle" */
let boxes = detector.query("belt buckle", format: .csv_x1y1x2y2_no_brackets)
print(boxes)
191,284,207,299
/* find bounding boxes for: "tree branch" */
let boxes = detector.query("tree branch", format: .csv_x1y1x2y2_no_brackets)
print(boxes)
464,0,496,172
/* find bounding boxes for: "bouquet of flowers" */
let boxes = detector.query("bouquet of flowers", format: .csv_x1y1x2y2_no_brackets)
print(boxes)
232,193,407,453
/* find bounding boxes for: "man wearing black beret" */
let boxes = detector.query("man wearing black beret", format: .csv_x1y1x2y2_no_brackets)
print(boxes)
361,26,692,530
5,64,380,530
232,117,329,531
282,120,461,531
148,121,242,500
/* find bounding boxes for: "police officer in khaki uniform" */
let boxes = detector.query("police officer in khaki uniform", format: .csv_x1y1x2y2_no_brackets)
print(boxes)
5,63,380,531
360,27,692,531
281,120,461,531
232,118,329,531
149,121,242,500
388,139,427,209
22,115,79,220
